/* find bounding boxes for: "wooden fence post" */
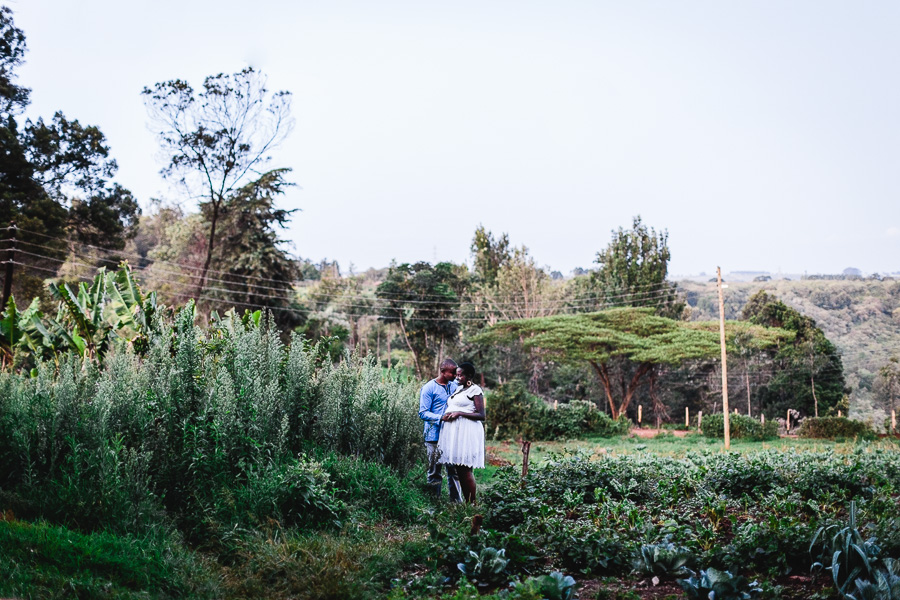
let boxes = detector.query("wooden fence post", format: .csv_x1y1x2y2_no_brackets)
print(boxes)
638,405,642,427
521,441,531,479
786,409,791,433
698,411,703,431
892,410,896,433
761,413,765,425
685,407,689,428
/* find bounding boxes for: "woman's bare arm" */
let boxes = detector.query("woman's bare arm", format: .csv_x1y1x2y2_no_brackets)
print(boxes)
457,395,485,421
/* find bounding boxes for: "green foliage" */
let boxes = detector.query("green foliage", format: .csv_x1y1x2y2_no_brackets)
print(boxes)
811,501,882,598
389,571,576,600
743,290,846,417
480,444,900,588
551,522,627,575
0,517,218,599
471,225,511,287
678,568,762,599
847,558,900,600
634,537,696,578
376,261,464,378
1,262,160,365
510,572,577,600
320,453,429,522
2,6,137,303
478,308,789,418
457,547,511,587
487,381,629,440
0,304,422,540
208,167,301,327
799,417,876,440
585,215,685,318
142,66,292,298
702,414,779,441
0,6,30,114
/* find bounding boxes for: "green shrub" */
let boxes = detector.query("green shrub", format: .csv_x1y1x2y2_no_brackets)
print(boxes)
212,456,343,530
798,417,876,440
0,304,423,538
486,382,628,441
702,414,778,441
320,453,429,522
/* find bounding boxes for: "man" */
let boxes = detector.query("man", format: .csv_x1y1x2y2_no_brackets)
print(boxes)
419,358,461,502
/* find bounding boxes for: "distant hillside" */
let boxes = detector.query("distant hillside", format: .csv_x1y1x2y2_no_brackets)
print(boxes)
679,279,900,423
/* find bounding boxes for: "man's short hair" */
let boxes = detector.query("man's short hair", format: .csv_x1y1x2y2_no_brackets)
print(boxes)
439,359,458,371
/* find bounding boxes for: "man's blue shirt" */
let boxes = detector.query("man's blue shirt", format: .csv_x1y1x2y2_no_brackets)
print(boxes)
419,379,458,442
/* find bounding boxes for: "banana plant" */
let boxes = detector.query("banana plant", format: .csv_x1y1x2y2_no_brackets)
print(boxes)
0,296,84,363
3,262,163,364
50,271,112,359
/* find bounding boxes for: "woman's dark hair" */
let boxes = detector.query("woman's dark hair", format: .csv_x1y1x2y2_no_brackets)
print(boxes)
459,362,476,380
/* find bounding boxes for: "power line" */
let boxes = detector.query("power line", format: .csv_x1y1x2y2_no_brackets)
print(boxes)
4,242,684,311
0,260,607,322
1,227,684,302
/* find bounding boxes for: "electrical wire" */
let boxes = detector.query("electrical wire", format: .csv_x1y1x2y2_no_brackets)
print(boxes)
1,226,687,301
2,241,686,312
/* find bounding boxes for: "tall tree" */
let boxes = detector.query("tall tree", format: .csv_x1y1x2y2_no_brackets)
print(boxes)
0,6,28,115
742,290,846,417
142,67,293,297
584,215,684,318
471,225,510,287
465,240,563,392
211,169,299,317
376,262,462,378
477,307,789,419
878,356,899,425
1,7,138,308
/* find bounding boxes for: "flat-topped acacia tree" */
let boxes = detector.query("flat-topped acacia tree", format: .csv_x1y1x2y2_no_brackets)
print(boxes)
475,307,791,419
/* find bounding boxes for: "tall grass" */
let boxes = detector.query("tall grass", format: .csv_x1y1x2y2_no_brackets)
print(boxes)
0,303,423,539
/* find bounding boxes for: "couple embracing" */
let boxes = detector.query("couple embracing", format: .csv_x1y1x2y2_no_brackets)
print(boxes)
418,359,485,503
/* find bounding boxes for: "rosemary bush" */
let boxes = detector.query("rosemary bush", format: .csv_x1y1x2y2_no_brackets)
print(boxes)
0,304,422,538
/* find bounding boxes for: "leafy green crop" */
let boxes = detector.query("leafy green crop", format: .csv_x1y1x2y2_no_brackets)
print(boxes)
457,547,510,588
812,501,883,598
634,537,695,578
679,568,762,599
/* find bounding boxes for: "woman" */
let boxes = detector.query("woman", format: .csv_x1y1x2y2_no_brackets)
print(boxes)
437,362,485,503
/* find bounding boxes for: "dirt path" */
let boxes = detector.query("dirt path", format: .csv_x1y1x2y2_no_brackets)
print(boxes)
630,428,689,438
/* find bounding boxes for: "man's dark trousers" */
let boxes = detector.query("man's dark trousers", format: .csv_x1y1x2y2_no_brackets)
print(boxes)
425,441,461,502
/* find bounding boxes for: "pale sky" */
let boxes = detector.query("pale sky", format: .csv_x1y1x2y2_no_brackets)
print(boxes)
11,1,900,276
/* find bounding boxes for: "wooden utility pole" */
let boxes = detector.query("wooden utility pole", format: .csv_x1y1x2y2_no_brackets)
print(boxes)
717,267,731,450
745,370,752,416
1,223,16,310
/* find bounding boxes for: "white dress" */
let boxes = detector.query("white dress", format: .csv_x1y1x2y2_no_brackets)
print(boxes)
437,384,485,468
